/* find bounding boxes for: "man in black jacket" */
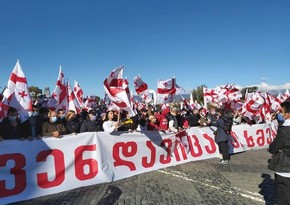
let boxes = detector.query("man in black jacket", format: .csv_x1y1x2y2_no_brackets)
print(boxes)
0,107,24,140
269,100,290,205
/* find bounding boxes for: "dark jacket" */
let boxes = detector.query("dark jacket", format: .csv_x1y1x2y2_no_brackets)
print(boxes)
22,116,43,137
65,118,81,134
269,126,290,155
80,119,100,132
207,112,218,126
187,113,200,127
42,120,68,137
214,118,230,143
0,117,23,139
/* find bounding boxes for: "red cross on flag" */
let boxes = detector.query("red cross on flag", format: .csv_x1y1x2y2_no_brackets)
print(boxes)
1,60,32,122
73,80,85,109
68,81,81,114
104,66,135,116
48,66,68,112
156,77,176,104
133,76,152,103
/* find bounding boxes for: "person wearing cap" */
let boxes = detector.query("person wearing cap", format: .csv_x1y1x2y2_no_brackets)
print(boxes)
80,109,101,133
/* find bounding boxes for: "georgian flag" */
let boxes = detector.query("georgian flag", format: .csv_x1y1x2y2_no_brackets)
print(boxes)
48,66,68,112
103,66,135,116
260,92,272,124
203,87,218,104
220,84,242,100
133,76,152,103
241,91,273,124
156,77,176,104
277,89,290,104
1,60,32,122
68,81,82,113
241,92,264,122
73,80,85,109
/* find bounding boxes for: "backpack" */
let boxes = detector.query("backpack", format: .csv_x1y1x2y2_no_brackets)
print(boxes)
222,111,233,134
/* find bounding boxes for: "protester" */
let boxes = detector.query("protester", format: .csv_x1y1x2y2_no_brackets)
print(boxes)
214,110,233,164
98,112,106,131
65,110,80,134
179,108,189,129
22,105,42,139
268,101,290,204
167,104,182,133
57,108,66,125
38,107,50,123
147,115,159,131
206,107,218,126
102,110,119,133
42,110,68,138
80,109,101,132
156,105,170,131
186,108,200,127
271,109,285,127
0,107,24,140
198,108,208,127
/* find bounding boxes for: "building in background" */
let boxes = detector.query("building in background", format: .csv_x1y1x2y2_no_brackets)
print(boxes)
43,87,50,97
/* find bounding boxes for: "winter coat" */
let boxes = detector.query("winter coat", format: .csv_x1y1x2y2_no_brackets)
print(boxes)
42,120,68,137
214,118,230,143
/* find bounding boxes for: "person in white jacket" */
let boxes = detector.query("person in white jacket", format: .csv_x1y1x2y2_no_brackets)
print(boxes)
102,110,119,133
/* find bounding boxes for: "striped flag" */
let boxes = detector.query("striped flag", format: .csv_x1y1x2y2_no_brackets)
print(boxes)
103,66,135,116
156,77,176,104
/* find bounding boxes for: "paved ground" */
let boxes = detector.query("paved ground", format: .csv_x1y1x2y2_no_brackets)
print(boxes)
11,148,277,205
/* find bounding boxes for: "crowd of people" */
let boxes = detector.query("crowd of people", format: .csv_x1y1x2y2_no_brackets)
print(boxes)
1,100,290,204
0,101,284,142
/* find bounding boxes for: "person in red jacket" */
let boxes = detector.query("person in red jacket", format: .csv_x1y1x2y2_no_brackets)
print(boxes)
158,106,170,131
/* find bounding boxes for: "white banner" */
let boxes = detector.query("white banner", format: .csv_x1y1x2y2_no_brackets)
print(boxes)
0,122,277,204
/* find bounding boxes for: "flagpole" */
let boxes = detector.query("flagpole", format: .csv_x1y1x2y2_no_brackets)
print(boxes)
203,86,208,110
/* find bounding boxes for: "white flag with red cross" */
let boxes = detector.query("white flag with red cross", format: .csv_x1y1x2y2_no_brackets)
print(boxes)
156,77,176,104
1,60,32,122
73,80,86,109
133,76,152,103
104,66,135,116
48,66,68,112
68,81,82,114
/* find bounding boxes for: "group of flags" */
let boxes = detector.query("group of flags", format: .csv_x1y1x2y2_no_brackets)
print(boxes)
46,67,89,114
103,66,178,115
0,62,178,123
1,61,289,125
0,61,91,122
203,84,290,124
